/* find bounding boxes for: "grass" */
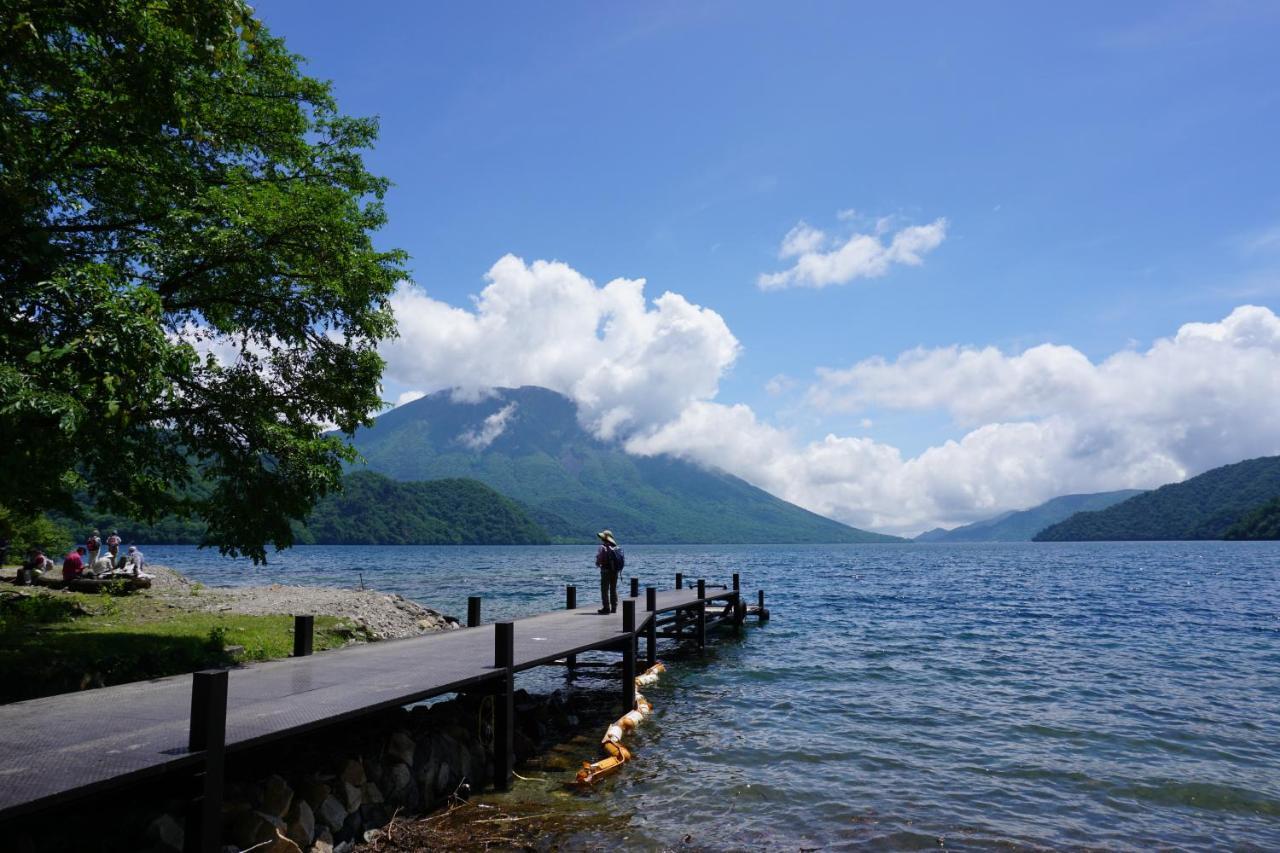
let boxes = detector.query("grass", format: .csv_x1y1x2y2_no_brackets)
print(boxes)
0,590,350,703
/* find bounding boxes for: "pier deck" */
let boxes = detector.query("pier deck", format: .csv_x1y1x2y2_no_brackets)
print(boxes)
0,584,745,823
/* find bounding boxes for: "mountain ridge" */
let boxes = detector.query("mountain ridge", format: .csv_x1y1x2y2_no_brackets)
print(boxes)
916,490,1145,542
348,386,902,544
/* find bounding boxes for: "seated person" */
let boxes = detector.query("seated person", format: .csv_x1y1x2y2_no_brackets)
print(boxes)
17,549,49,585
91,553,116,576
62,547,87,581
121,546,149,577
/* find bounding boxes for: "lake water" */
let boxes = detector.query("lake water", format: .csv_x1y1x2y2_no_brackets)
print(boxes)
146,541,1280,850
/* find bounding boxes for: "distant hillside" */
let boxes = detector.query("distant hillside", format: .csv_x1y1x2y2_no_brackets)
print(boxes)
60,472,550,546
918,490,1145,542
348,386,901,544
295,471,549,545
1035,456,1280,541
1224,497,1280,540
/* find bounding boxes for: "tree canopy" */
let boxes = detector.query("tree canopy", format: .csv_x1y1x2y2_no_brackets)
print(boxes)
0,0,407,561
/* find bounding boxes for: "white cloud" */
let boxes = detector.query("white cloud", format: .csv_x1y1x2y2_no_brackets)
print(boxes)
381,254,740,438
380,253,1280,536
758,216,948,290
629,306,1280,534
394,389,425,407
459,402,517,450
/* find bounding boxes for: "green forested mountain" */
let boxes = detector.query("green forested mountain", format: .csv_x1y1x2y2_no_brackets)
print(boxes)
59,472,549,546
1224,497,1280,540
916,490,1145,542
294,472,549,545
1034,456,1280,541
347,386,901,544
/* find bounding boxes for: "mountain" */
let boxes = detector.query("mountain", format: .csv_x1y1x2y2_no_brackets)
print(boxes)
1223,497,1280,540
1034,456,1280,541
61,472,550,546
916,490,1145,542
347,386,901,544
294,471,550,545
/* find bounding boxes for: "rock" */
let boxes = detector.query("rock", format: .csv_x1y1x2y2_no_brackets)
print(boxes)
434,761,451,797
334,842,354,853
298,779,331,813
285,799,315,848
338,758,366,788
144,813,183,851
362,756,384,788
317,796,347,832
385,762,412,798
416,618,432,630
361,782,384,805
312,827,335,853
338,781,362,813
261,774,294,819
386,731,416,765
262,829,302,853
229,811,283,850
342,809,364,838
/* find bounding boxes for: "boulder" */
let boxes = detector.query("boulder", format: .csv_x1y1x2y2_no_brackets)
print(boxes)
311,827,335,853
385,762,412,799
338,781,363,813
260,775,294,819
144,813,184,852
298,779,331,813
285,800,315,848
228,811,283,850
317,796,347,833
338,759,366,788
361,782,384,806
386,731,416,766
262,829,302,853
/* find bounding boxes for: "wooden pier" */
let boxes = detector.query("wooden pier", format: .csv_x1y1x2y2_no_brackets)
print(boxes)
0,573,767,851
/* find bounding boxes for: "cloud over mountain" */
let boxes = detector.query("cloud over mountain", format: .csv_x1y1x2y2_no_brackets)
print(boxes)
381,255,1280,535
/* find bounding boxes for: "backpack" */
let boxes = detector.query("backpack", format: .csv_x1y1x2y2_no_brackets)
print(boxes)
607,545,625,573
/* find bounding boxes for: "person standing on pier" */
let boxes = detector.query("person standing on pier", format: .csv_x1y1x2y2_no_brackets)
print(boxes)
595,529,624,614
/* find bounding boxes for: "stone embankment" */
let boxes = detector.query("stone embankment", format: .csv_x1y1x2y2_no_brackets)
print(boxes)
19,688,593,853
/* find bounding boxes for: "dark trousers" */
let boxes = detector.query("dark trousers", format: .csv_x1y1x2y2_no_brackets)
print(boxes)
599,569,618,610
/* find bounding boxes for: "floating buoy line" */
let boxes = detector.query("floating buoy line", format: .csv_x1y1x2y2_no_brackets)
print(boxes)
574,662,666,785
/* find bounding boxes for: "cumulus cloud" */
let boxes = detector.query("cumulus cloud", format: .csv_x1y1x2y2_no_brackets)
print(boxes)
381,254,740,438
459,402,518,450
629,306,1280,534
758,216,948,290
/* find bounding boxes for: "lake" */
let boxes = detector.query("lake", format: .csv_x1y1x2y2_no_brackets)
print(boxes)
146,541,1280,850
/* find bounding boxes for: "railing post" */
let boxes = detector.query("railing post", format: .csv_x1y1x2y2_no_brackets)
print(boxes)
675,572,683,590
733,572,740,592
493,622,514,791
696,579,707,649
185,670,227,853
758,589,770,622
645,586,657,667
565,585,577,674
620,613,636,711
292,615,313,657
467,596,482,628
630,576,639,599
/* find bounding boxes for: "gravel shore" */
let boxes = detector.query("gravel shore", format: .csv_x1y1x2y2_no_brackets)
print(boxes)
147,565,461,639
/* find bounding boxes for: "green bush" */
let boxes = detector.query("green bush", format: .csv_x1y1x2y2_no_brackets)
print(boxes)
0,506,74,563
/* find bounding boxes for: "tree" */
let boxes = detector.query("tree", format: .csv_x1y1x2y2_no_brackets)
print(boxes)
0,1,407,561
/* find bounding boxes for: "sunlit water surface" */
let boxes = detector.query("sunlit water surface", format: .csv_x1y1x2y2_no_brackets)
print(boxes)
146,541,1280,850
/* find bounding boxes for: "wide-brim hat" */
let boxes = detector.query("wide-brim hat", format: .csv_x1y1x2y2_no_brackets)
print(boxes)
596,530,617,546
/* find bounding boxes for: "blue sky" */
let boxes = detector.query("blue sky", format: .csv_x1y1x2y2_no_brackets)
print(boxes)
260,2,1280,533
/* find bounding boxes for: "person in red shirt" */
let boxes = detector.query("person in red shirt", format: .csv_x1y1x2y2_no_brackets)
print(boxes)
62,546,86,581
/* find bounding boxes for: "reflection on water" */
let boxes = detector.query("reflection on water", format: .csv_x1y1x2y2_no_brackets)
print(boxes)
149,541,1280,850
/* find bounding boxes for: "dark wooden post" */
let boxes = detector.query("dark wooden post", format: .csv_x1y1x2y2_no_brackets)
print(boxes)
292,615,313,657
493,622,514,791
675,572,683,589
185,670,227,853
467,596,482,628
620,608,636,711
630,576,639,599
565,585,577,673
645,586,657,667
758,589,770,622
733,572,740,592
696,579,707,648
